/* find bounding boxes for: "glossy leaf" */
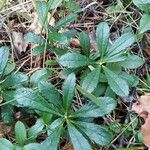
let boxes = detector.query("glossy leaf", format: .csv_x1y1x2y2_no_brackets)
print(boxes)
15,121,27,146
30,69,53,87
38,81,62,109
0,138,14,150
63,73,76,112
79,32,90,57
28,119,45,140
76,121,112,146
39,118,63,150
103,67,129,97
0,46,9,75
49,32,68,45
59,53,94,68
24,32,45,44
106,33,136,57
82,67,100,93
120,55,144,69
71,97,117,118
35,1,48,26
120,72,139,87
12,88,59,115
133,0,150,13
1,72,28,89
23,143,40,150
3,62,15,76
140,14,150,33
67,121,91,150
96,22,110,57
104,53,127,63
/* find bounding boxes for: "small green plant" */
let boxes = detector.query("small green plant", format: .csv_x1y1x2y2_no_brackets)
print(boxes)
8,73,116,150
24,0,78,56
0,120,44,150
0,46,28,124
59,22,144,97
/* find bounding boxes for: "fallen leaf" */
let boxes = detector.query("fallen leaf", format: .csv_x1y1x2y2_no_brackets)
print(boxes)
70,38,80,48
12,31,28,54
62,141,73,150
132,94,150,149
0,122,12,138
70,32,98,51
28,12,55,34
89,32,98,51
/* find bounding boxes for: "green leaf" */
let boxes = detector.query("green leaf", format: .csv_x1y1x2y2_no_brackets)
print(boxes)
13,145,22,150
48,0,63,10
66,0,81,12
45,60,58,66
15,121,27,146
103,67,129,97
30,69,53,87
23,143,40,150
0,138,14,150
67,121,91,150
105,86,116,99
93,83,107,97
0,46,9,75
79,32,90,57
59,53,94,68
35,1,48,26
63,73,76,112
107,63,122,74
120,54,144,69
24,32,45,44
3,62,15,76
1,105,13,124
32,45,45,56
133,0,150,13
82,67,100,93
77,85,116,108
38,81,62,109
106,0,123,14
140,14,150,33
40,118,63,150
11,88,59,115
76,121,112,146
106,33,136,57
71,97,117,118
120,72,139,87
28,119,45,141
54,14,78,30
48,32,68,45
104,53,127,63
0,0,6,11
1,72,28,89
96,22,110,57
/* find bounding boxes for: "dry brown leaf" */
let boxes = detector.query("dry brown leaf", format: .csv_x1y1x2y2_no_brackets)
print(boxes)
144,47,150,56
132,94,150,149
12,31,28,54
0,122,12,138
70,38,80,48
29,12,55,34
70,32,98,51
62,141,73,150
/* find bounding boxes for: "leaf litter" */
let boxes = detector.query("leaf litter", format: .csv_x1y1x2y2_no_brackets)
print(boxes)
132,94,150,149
